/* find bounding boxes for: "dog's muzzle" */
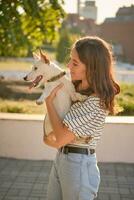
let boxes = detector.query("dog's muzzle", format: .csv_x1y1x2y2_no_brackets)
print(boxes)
23,75,43,89
29,75,43,89
23,76,27,81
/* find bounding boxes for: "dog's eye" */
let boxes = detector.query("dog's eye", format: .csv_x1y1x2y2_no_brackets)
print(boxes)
34,67,38,70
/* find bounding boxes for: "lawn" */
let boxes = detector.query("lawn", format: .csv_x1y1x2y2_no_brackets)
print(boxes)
0,60,31,71
0,80,46,114
116,83,134,116
0,58,134,116
0,79,134,116
0,51,56,71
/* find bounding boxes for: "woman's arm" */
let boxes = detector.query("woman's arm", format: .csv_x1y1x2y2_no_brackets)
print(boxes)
45,84,76,148
43,131,60,149
43,136,59,149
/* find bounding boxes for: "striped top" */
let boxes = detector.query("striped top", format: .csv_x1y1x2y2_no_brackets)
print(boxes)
63,96,108,149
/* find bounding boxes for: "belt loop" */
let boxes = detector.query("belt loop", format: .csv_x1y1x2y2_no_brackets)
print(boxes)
87,147,89,155
64,146,69,154
61,146,64,153
88,147,91,155
89,149,95,155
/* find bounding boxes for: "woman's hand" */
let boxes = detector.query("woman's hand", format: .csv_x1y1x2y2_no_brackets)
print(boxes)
46,83,64,104
43,132,59,149
44,132,56,141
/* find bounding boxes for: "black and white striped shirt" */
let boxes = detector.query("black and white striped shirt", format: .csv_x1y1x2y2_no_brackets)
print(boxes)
63,96,107,149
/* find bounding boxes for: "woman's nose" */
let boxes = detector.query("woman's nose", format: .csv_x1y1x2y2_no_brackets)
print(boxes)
67,63,69,68
67,61,71,69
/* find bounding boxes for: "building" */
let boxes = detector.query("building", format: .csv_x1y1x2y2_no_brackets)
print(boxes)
65,13,96,35
78,0,97,21
98,5,134,63
64,3,134,64
64,0,97,35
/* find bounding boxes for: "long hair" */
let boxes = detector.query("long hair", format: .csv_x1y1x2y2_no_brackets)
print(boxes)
73,36,120,115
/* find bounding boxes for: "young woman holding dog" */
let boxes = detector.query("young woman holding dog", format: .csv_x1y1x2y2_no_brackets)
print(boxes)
44,36,120,200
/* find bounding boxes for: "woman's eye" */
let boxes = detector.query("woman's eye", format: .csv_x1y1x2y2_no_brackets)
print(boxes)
73,63,78,66
34,67,38,70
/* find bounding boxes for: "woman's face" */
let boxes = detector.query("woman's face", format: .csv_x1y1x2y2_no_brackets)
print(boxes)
67,48,87,82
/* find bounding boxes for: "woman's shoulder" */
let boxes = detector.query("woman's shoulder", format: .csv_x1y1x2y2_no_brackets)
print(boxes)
84,95,107,114
85,95,100,104
71,94,108,114
71,95,100,109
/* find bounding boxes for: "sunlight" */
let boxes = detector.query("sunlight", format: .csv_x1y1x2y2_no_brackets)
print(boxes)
63,0,134,23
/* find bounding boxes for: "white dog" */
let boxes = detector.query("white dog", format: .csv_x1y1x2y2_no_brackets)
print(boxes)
23,50,87,137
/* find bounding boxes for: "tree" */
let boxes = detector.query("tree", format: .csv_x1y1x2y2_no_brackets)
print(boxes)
56,29,72,63
0,0,65,57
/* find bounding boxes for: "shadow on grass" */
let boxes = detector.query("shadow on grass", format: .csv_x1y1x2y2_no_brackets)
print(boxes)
0,80,42,101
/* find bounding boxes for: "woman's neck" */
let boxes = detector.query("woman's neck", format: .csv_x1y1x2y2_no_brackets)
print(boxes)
78,80,89,91
77,80,97,97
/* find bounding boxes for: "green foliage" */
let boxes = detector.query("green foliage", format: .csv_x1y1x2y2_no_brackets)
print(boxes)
0,99,45,114
55,19,83,64
118,101,134,116
0,0,66,57
0,79,134,115
116,83,134,116
56,29,72,63
0,104,25,113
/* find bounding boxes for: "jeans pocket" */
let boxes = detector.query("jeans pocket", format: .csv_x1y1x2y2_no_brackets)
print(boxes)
67,153,83,164
87,162,100,197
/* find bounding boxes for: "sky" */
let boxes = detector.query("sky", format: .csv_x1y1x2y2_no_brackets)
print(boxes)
63,0,134,24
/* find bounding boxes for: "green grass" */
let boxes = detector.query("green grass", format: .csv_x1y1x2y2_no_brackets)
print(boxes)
0,58,134,116
0,99,46,114
0,51,56,71
0,79,134,115
0,60,31,71
115,83,134,116
0,55,64,115
0,80,46,114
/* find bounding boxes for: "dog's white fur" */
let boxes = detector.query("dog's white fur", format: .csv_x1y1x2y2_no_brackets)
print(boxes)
24,50,87,136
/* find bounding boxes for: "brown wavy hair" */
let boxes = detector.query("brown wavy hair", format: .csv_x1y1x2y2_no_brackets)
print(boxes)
72,36,120,115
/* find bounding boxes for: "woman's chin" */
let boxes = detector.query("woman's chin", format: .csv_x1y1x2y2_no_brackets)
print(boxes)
71,74,77,81
71,77,80,81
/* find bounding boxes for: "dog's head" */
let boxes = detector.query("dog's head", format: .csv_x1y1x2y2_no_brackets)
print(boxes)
23,49,52,89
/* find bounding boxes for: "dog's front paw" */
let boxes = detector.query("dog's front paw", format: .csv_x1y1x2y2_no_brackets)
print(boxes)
80,95,88,101
36,100,43,105
75,93,88,101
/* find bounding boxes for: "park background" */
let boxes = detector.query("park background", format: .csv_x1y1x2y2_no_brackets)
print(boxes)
0,1,134,200
0,0,134,116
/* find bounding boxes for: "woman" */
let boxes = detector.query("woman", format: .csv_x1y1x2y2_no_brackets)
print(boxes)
44,36,120,200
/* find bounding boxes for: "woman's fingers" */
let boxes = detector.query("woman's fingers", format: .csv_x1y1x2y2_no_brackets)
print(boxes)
50,83,64,97
46,83,64,103
52,83,64,94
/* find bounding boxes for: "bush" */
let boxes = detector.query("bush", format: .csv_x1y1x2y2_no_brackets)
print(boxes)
0,105,26,113
56,29,72,63
0,80,133,115
116,83,134,116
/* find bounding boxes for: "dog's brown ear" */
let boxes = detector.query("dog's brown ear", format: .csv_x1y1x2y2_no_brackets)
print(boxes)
33,52,40,60
39,48,50,64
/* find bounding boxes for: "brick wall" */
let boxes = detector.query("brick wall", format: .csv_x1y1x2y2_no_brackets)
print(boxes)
98,21,134,63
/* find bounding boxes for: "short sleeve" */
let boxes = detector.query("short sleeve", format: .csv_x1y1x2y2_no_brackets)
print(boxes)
63,98,106,138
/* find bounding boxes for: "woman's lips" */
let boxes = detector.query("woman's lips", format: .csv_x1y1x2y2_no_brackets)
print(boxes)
70,72,75,76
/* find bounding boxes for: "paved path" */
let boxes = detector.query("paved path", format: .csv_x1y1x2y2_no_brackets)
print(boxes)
0,157,134,200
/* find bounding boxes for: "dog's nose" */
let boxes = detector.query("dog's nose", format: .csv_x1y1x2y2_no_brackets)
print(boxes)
23,76,27,81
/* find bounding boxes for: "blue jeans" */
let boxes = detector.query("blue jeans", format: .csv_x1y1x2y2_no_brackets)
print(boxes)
47,149,100,200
